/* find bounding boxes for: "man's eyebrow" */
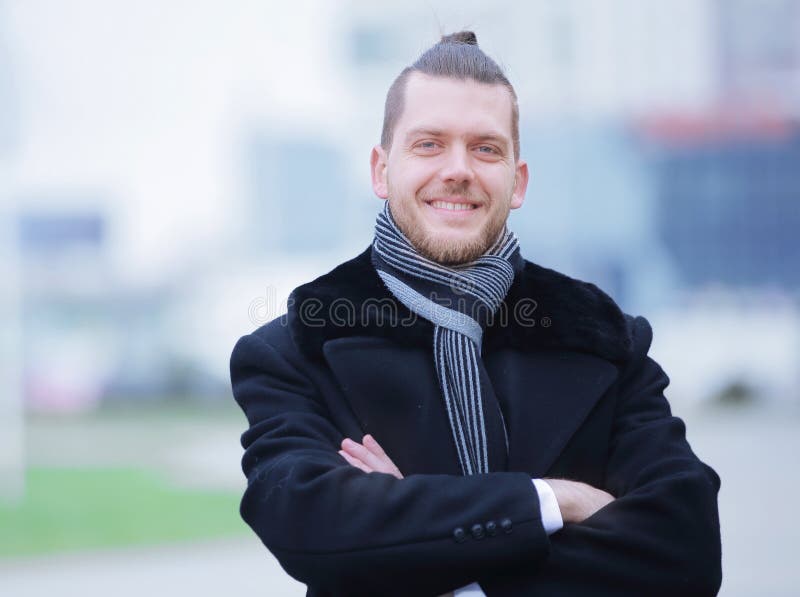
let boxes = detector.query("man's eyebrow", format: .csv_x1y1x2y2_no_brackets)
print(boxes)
404,128,511,148
403,128,445,142
473,132,511,146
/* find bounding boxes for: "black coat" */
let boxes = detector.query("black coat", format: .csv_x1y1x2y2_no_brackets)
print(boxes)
230,247,722,596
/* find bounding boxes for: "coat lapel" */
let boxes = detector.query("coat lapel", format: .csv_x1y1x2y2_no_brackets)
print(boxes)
324,336,619,479
484,348,619,476
323,336,462,476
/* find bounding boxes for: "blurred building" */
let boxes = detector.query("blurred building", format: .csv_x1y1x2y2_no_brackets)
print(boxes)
244,135,348,254
3,0,800,411
718,0,800,116
17,208,115,411
641,117,800,290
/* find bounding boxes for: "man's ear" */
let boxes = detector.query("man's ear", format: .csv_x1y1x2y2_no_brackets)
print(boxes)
510,159,529,210
371,145,389,199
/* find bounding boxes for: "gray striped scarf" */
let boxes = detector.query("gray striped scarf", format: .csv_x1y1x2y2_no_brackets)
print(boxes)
371,203,522,475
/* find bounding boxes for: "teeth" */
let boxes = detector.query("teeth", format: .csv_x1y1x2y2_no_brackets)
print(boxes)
430,201,475,211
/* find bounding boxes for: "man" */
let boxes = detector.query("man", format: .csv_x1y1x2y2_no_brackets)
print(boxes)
230,32,722,596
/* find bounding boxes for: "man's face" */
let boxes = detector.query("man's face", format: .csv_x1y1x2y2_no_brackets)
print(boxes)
371,72,528,265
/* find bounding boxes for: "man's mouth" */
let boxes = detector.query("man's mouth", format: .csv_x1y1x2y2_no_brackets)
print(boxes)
425,199,480,211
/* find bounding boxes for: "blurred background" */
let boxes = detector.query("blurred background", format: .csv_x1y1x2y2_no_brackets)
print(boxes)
1,0,798,595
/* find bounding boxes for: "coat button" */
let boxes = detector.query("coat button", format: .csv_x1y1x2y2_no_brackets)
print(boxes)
485,520,497,536
471,523,485,539
500,518,513,533
453,527,467,543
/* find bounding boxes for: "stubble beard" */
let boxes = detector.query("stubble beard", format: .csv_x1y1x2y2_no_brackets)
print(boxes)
388,188,511,265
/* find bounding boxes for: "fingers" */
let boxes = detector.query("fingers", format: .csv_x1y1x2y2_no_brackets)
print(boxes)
341,438,383,470
340,436,404,479
363,435,403,479
338,449,372,473
363,434,387,458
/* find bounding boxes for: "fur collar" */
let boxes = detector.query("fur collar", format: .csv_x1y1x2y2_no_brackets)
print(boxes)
288,246,632,362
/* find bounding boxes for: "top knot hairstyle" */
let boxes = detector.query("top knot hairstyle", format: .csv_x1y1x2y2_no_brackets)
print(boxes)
440,31,478,45
380,31,520,160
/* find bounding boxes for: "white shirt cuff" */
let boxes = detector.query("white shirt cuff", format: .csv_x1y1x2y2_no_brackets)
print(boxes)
532,478,564,535
453,582,485,596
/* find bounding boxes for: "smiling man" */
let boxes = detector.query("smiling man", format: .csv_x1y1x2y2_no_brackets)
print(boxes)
230,32,722,596
371,69,526,266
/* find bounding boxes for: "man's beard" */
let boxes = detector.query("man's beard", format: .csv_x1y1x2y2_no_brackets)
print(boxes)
388,186,511,265
397,216,505,265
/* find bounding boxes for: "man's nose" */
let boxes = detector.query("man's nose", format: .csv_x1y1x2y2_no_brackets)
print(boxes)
438,146,475,185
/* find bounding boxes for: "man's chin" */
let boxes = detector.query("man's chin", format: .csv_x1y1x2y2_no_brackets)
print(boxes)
392,212,500,264
416,237,488,265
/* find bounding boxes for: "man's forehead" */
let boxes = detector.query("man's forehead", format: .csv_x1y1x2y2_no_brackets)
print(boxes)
398,73,514,140
402,72,512,108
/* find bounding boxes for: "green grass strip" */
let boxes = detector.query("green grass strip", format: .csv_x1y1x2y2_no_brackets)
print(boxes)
0,467,248,558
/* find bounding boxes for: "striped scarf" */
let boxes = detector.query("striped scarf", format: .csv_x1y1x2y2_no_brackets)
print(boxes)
371,203,522,475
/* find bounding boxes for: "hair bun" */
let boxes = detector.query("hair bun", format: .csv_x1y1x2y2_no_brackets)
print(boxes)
440,31,478,46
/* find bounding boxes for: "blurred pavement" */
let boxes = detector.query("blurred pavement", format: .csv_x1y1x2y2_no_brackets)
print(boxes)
0,536,305,597
1,403,798,596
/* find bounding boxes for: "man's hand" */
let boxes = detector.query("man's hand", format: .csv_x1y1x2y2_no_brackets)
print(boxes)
339,434,404,479
543,478,615,524
339,439,612,523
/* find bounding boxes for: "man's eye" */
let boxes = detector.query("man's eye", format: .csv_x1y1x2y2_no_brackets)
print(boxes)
477,145,497,154
417,141,438,150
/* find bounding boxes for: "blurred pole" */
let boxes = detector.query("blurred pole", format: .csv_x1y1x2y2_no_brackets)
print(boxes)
0,194,24,504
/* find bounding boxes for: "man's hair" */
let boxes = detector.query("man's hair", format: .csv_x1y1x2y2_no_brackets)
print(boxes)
380,31,520,160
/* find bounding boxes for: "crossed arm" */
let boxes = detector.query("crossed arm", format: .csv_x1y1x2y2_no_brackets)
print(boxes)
339,434,615,526
231,320,721,596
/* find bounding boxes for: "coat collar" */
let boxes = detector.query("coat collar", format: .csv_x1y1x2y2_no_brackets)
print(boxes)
288,246,632,362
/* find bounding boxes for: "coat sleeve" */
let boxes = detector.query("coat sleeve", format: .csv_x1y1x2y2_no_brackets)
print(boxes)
480,316,722,597
230,325,552,596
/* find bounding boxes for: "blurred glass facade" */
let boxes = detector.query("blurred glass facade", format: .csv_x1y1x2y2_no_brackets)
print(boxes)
649,126,800,289
0,0,797,411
